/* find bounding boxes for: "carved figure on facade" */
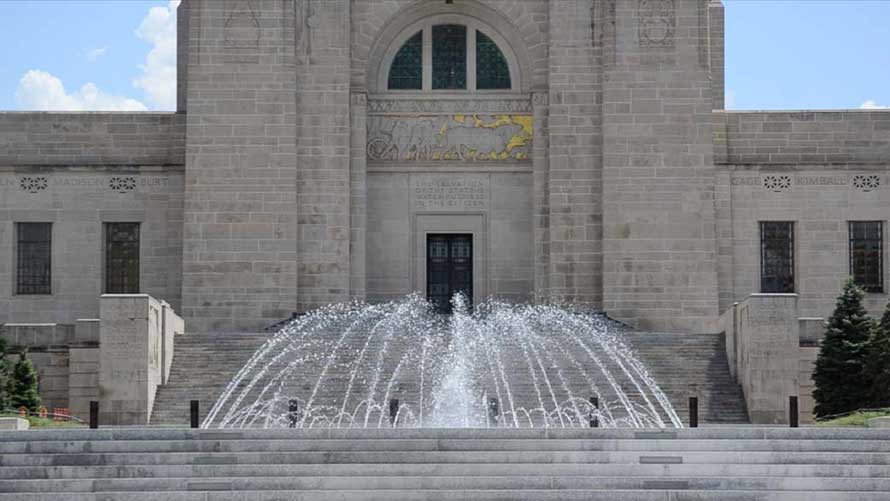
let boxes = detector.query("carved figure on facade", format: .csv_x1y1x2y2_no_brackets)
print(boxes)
224,0,261,49
367,115,532,161
638,0,675,48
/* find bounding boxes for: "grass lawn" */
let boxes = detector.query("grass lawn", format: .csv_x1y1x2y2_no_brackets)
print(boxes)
0,412,85,428
816,409,890,427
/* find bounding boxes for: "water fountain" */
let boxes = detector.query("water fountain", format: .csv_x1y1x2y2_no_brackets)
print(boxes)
202,294,682,429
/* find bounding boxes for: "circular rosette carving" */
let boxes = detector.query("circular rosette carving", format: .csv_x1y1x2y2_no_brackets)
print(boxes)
762,175,792,193
19,176,48,194
109,176,137,193
852,175,880,192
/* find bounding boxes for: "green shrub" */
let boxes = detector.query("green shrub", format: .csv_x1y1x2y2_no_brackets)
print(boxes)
812,278,875,417
0,337,10,411
9,350,41,412
866,301,890,407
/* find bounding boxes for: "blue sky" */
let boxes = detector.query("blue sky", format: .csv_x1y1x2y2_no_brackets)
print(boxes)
0,0,888,111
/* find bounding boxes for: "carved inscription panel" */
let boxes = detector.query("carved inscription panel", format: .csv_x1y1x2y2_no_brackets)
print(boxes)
411,175,489,211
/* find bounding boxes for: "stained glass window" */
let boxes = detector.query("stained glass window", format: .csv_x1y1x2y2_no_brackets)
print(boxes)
476,31,511,90
106,222,140,294
760,222,795,293
850,221,883,293
16,223,51,295
387,31,422,90
432,24,466,90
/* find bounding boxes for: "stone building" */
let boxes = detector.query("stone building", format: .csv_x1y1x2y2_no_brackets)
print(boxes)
0,0,888,424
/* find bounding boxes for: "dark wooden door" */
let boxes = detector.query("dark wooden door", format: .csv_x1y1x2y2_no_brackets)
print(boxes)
426,234,473,313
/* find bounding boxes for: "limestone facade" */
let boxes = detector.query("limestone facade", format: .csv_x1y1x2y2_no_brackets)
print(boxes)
0,0,888,335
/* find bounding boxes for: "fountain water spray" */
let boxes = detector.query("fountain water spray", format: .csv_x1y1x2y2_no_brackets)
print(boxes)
203,293,682,429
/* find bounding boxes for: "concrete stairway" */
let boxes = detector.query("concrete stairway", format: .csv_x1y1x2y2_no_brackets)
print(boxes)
151,331,747,426
1,428,889,500
151,333,271,425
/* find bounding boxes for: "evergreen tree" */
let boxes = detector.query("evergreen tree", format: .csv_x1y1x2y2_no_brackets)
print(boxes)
9,350,41,412
812,278,875,418
0,337,10,411
866,301,890,408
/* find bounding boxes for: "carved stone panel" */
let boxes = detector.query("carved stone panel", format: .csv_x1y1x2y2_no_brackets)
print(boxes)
638,0,675,48
367,115,532,162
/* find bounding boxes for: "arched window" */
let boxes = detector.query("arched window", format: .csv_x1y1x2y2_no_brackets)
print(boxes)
385,23,513,92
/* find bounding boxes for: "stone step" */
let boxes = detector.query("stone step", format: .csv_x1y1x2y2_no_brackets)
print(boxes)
2,490,890,501
3,475,890,494
4,463,890,481
4,438,890,455
4,450,890,467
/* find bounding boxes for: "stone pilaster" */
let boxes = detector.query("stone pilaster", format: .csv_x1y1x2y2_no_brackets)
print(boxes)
182,0,299,332
350,92,368,301
295,0,352,311
602,0,720,332
546,0,603,307
709,0,725,110
532,92,550,298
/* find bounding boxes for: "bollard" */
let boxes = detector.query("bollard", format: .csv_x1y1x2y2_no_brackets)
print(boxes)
287,399,299,428
589,397,599,428
789,396,799,428
389,399,400,426
487,397,499,427
688,396,698,428
190,400,199,429
89,401,98,429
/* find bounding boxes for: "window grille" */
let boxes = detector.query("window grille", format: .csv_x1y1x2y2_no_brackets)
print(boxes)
476,31,511,89
105,223,140,294
849,221,883,293
387,31,422,90
432,24,467,90
760,221,795,293
16,223,51,295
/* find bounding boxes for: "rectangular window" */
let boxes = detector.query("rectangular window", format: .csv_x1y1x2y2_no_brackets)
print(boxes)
16,223,52,295
760,221,795,293
850,221,883,293
105,222,140,294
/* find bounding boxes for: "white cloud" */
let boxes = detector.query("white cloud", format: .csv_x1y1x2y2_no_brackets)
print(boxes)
85,47,108,63
15,69,148,111
132,0,180,110
860,100,889,110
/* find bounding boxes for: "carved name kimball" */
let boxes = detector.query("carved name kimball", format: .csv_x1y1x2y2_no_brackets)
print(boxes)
411,175,489,211
638,0,675,48
368,115,532,162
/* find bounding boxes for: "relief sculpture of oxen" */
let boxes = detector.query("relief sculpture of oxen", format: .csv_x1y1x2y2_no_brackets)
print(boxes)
443,121,524,160
391,118,440,160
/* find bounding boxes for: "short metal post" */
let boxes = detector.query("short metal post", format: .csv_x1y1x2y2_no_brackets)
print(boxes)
487,397,499,427
190,400,199,428
789,396,799,428
688,396,698,428
89,401,98,429
589,397,599,428
287,399,299,428
389,398,399,426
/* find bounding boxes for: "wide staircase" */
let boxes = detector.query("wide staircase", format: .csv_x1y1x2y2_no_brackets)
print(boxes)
2,428,890,500
151,331,747,426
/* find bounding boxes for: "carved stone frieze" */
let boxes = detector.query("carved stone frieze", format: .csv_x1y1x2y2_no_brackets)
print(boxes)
638,0,675,48
367,115,532,162
367,98,532,115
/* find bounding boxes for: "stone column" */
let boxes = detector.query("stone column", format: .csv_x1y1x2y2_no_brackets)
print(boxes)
181,0,299,332
532,92,550,298
602,0,720,332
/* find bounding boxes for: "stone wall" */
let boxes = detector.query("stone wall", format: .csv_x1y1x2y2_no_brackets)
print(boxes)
715,110,890,165
0,112,185,166
0,166,184,325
